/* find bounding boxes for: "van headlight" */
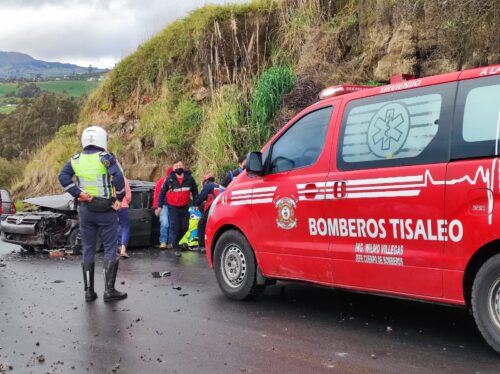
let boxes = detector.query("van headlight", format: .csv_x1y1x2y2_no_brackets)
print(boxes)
207,193,223,218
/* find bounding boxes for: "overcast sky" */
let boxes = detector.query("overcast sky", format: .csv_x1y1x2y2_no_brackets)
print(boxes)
0,0,247,68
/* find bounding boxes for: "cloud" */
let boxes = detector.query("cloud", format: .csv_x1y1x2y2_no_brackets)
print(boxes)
0,0,247,68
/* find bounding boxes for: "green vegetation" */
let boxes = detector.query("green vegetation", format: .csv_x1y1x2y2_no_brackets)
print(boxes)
0,80,98,114
0,93,80,159
0,156,22,187
14,200,24,212
249,66,296,147
139,77,203,161
0,80,98,99
37,80,99,98
193,85,246,181
0,83,16,96
0,106,16,114
12,124,80,197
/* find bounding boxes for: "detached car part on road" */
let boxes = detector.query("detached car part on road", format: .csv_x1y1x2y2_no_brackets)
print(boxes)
0,180,159,252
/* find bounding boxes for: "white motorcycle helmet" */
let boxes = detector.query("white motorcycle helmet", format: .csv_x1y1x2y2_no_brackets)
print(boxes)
81,126,108,150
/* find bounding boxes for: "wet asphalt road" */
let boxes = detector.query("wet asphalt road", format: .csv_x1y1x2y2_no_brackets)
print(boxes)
1,243,500,374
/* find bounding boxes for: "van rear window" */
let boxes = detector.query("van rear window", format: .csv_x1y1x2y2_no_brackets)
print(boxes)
338,83,455,171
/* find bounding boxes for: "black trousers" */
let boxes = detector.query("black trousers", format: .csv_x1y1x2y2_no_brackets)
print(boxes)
169,206,189,249
197,210,208,248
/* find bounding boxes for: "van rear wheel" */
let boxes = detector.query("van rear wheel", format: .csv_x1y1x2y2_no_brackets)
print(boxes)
213,230,264,300
472,253,500,353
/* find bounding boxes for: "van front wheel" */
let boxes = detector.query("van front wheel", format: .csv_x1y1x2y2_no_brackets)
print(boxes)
213,230,264,300
472,253,500,354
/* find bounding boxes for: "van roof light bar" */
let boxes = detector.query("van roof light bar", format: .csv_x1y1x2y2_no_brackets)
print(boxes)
318,85,372,100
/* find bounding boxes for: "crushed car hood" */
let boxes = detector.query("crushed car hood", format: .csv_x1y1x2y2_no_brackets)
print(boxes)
24,193,76,211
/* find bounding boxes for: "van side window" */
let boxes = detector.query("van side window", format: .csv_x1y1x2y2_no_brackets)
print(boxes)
337,83,456,171
452,76,500,159
269,106,333,174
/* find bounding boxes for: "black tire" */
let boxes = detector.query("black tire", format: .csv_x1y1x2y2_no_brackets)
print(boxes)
472,253,500,354
213,230,264,300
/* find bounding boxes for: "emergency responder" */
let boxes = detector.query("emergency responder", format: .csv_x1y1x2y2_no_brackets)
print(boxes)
58,125,127,302
157,160,198,257
220,155,247,187
154,166,173,249
194,175,224,253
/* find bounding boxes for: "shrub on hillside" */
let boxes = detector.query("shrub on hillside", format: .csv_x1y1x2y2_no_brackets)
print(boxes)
0,156,21,187
249,66,296,148
193,85,247,181
139,77,203,162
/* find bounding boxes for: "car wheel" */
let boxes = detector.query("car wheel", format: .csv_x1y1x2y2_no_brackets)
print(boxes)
213,230,264,300
472,253,500,353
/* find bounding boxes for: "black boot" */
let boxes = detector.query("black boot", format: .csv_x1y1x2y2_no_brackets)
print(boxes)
82,263,97,302
103,260,127,302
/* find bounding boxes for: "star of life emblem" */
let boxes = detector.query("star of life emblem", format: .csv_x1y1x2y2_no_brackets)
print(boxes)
275,197,297,230
367,102,410,158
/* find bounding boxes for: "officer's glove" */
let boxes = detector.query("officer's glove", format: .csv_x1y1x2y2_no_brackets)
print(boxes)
79,192,93,202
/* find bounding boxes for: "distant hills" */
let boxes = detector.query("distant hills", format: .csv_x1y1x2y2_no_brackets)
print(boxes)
0,51,107,79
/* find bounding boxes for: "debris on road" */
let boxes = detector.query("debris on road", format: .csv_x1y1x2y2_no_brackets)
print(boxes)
386,326,393,333
52,280,64,284
0,362,13,372
172,286,182,290
48,250,65,258
151,271,171,278
179,293,189,297
37,354,45,363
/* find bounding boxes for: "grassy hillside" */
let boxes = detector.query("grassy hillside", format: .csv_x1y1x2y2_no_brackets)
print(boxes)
12,0,500,197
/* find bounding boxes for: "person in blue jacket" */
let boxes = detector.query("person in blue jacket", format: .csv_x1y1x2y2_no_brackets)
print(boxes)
59,125,127,303
194,175,224,253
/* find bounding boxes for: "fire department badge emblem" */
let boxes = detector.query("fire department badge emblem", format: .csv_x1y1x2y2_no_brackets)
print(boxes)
275,197,297,230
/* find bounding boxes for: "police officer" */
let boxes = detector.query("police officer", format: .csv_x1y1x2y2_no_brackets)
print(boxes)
59,125,127,302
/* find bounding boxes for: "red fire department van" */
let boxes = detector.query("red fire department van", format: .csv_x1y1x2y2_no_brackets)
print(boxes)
205,64,500,352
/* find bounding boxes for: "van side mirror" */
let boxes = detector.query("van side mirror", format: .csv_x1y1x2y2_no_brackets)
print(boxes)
246,152,264,176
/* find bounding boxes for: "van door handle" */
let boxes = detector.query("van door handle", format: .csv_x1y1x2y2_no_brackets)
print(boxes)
304,183,317,199
333,181,347,199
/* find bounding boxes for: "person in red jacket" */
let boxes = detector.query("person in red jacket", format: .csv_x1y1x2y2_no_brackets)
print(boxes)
154,166,173,249
157,160,198,257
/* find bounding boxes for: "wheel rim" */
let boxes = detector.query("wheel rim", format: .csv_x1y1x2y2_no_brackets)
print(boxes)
220,244,247,288
487,277,500,330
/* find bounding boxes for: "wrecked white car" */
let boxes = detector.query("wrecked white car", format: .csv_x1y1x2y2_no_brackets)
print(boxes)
0,180,160,252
